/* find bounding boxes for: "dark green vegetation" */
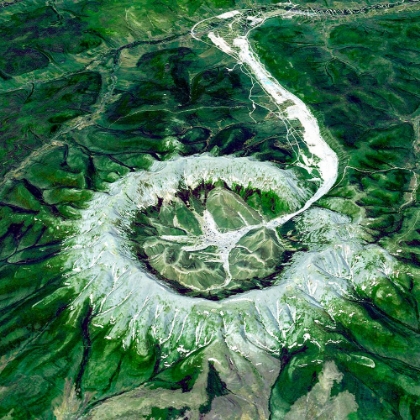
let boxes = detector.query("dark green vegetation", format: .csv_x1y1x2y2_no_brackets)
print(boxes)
0,0,405,176
252,6,420,265
252,5,420,418
0,4,105,178
0,0,290,180
233,183,294,219
0,2,306,416
0,72,101,178
0,6,102,78
1,0,420,418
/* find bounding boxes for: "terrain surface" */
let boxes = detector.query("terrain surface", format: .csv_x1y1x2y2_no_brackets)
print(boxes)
0,0,419,419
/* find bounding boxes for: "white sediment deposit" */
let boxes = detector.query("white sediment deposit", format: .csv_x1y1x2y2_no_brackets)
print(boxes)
211,11,339,222
185,9,340,272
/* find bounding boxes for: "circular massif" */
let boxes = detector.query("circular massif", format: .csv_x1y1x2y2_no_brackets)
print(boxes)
114,155,309,299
